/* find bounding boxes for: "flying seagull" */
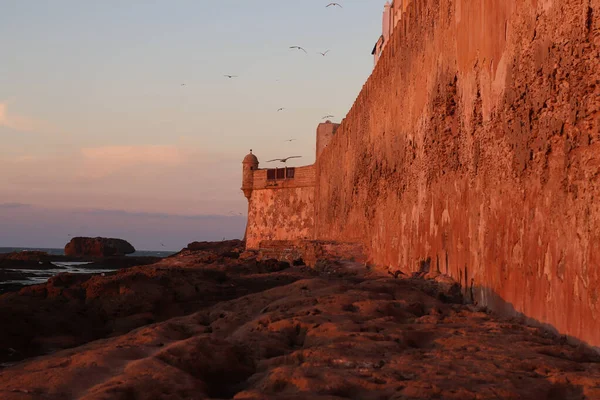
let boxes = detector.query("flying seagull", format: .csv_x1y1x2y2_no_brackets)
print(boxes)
289,46,307,54
277,107,285,112
224,75,238,78
267,156,302,163
284,138,296,142
322,115,335,119
181,83,186,86
318,50,330,56
326,2,342,8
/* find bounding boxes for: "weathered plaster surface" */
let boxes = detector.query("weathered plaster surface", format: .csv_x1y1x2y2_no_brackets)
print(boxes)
315,0,600,346
246,187,315,249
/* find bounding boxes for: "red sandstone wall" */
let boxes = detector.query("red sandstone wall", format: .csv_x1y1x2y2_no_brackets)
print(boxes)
246,165,317,249
252,165,316,189
246,187,315,249
316,0,600,347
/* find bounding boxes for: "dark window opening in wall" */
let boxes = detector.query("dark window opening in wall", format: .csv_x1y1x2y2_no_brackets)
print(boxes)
266,167,296,181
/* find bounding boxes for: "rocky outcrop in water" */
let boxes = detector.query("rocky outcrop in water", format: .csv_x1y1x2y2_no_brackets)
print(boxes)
64,237,135,257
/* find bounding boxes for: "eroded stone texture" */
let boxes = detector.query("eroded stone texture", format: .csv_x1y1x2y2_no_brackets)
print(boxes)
3,260,600,399
315,0,600,347
246,187,315,249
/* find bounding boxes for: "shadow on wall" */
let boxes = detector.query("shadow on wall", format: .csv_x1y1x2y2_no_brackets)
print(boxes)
475,284,600,357
409,256,600,356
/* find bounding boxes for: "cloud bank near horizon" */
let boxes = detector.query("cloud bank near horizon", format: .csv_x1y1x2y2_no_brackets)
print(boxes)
0,204,246,250
0,143,246,215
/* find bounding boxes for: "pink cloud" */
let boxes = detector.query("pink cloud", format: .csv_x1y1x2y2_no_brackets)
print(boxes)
79,145,184,178
0,102,54,134
0,144,247,216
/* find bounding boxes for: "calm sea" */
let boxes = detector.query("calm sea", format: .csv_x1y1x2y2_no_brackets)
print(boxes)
0,247,176,293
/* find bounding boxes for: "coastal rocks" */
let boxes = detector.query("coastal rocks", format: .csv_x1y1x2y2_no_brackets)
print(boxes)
185,239,244,254
3,255,600,399
0,249,307,367
0,249,163,295
0,251,52,262
64,237,135,257
0,251,55,270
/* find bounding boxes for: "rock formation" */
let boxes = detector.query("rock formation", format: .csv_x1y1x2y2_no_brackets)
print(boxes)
2,248,600,399
185,239,244,254
64,237,136,257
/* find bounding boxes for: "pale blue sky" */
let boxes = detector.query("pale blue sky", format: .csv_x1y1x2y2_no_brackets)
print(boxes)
0,1,383,248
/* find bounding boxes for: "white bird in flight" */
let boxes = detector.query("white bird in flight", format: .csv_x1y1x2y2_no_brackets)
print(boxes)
284,139,296,142
289,46,307,54
318,50,330,56
224,75,238,78
322,115,334,119
267,156,302,163
277,107,285,112
326,3,342,8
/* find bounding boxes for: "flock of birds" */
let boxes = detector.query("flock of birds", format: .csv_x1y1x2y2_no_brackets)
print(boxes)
273,3,342,164
179,2,344,166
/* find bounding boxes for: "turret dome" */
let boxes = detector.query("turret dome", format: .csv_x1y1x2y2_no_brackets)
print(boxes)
243,150,259,164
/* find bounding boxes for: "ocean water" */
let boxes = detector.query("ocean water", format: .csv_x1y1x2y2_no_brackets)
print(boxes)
0,247,176,292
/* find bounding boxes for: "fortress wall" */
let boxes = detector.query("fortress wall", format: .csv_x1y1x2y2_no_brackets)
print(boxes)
316,0,600,346
246,165,316,249
252,165,316,190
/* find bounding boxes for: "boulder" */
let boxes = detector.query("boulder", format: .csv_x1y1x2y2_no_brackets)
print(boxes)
64,237,135,257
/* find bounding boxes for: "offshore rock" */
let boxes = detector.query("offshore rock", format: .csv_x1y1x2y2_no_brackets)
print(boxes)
64,237,135,257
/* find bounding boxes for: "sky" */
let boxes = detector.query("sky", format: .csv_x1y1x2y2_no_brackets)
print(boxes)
0,1,383,250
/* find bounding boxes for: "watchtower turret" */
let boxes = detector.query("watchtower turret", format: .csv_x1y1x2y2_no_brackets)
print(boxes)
316,121,340,159
241,149,259,199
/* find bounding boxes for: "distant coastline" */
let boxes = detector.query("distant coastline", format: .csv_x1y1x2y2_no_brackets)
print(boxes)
0,247,176,258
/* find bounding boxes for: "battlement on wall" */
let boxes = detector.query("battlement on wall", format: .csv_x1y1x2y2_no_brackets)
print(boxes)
251,164,316,190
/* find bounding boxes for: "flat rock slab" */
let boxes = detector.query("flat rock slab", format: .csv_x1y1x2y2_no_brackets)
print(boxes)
1,254,600,399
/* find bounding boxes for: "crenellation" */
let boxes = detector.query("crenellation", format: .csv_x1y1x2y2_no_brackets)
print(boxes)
250,165,316,191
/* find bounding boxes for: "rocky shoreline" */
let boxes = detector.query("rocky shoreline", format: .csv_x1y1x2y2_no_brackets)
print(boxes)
0,250,164,294
1,240,600,398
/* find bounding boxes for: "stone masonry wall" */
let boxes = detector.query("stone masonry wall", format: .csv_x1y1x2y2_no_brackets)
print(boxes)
246,165,316,249
252,165,316,190
315,0,600,347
